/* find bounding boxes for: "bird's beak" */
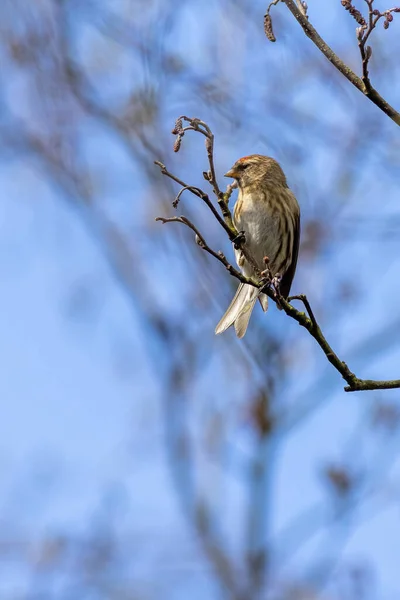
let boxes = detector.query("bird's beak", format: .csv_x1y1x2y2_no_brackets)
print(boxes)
224,167,238,179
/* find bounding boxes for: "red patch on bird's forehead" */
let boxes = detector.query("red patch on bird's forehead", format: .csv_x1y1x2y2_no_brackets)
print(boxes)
237,155,253,163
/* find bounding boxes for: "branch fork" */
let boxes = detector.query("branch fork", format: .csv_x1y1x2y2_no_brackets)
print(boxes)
266,0,400,125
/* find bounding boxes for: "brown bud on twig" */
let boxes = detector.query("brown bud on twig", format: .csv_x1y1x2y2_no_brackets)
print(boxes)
341,0,367,27
171,117,183,135
261,256,273,280
365,45,372,60
264,13,276,42
195,234,204,247
386,12,394,22
383,19,389,28
173,136,182,152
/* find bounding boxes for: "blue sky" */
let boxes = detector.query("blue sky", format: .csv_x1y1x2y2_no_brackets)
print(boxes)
1,0,400,598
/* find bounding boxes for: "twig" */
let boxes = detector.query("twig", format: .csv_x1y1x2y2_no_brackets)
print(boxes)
358,1,377,91
154,160,235,239
356,1,400,91
158,118,262,277
278,296,400,392
155,216,259,286
156,117,400,393
279,0,400,126
174,116,236,226
288,294,318,328
224,180,238,204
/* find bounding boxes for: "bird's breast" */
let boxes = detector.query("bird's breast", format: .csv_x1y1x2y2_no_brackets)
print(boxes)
234,191,278,244
233,189,282,273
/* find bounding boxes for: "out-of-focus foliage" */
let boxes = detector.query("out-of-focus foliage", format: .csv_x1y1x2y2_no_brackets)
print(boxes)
1,0,400,598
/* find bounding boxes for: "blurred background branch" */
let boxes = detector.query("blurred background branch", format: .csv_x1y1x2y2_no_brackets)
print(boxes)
0,1,400,599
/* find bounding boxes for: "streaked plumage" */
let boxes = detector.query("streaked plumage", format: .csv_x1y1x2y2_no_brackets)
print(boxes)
215,154,300,338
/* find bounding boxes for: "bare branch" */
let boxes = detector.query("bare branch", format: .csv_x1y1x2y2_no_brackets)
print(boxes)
156,117,400,393
174,116,236,225
155,216,258,286
354,1,400,91
278,0,400,126
154,160,235,238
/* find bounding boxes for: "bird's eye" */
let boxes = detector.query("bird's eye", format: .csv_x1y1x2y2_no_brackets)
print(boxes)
241,163,249,170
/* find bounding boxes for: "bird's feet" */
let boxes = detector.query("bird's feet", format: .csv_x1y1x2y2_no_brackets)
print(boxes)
271,274,282,296
271,274,283,309
232,230,246,249
260,258,283,307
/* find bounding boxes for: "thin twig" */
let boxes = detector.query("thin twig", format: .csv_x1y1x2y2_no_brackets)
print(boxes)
224,180,238,204
280,0,400,126
356,0,379,91
159,118,261,277
356,1,400,91
154,160,235,239
155,216,259,286
288,294,318,329
176,116,236,226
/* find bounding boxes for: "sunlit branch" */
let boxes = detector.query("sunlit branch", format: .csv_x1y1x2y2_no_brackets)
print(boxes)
272,0,400,126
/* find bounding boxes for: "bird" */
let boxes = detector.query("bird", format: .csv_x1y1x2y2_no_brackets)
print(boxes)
215,154,300,338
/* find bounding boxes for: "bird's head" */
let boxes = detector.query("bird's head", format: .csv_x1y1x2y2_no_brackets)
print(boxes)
224,154,287,190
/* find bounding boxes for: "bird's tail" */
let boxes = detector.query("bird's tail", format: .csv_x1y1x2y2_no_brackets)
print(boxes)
215,283,268,338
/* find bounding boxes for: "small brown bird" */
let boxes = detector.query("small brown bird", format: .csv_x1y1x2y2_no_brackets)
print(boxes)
215,154,300,338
